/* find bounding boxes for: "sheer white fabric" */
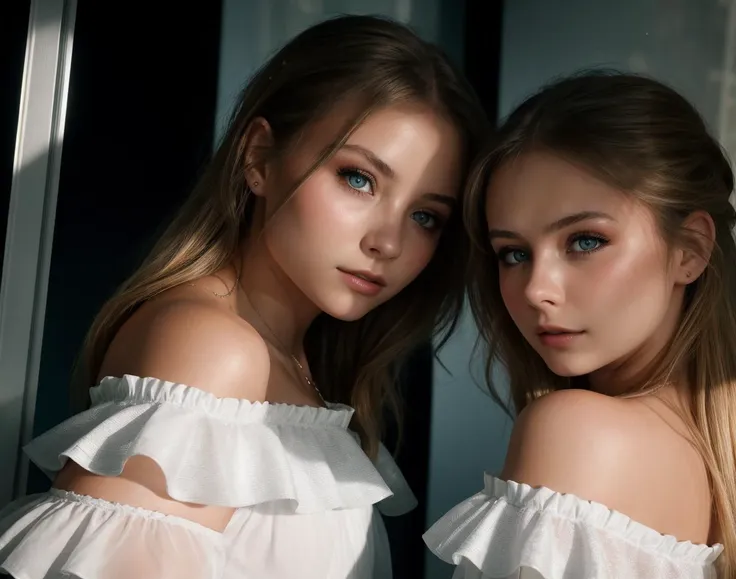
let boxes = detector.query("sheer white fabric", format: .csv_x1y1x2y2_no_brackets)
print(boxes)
0,489,224,579
423,473,722,579
0,375,416,579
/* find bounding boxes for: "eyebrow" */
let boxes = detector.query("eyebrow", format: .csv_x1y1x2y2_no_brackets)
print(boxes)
341,144,395,179
423,192,456,209
488,210,615,240
341,144,456,209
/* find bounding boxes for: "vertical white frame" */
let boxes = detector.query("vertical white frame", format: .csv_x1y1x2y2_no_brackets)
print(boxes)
0,0,77,505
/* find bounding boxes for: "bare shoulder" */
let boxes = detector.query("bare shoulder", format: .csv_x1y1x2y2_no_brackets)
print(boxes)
57,284,269,531
100,285,270,400
501,388,711,542
501,389,631,494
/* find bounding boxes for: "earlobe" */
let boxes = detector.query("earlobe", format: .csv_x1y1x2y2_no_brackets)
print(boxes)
676,210,715,285
242,117,275,197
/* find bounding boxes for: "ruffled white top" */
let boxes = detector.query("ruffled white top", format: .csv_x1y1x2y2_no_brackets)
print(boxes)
0,375,417,579
423,473,723,579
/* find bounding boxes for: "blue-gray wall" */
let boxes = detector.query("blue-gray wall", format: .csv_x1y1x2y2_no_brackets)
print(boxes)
215,4,732,579
426,2,729,578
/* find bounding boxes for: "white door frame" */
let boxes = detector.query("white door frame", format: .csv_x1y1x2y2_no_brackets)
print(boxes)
0,0,77,506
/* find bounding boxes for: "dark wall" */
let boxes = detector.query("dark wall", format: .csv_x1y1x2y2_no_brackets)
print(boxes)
21,3,504,578
464,0,504,120
0,1,31,273
383,344,435,578
383,2,504,577
28,2,223,492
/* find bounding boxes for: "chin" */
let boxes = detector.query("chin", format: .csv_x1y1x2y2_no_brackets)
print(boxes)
314,298,373,323
313,286,395,322
540,355,598,378
318,306,367,322
332,311,369,322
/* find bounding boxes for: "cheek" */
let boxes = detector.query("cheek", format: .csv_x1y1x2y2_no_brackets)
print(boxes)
387,229,445,297
585,245,668,314
498,270,526,320
406,239,436,275
273,176,359,241
302,173,382,232
292,177,339,227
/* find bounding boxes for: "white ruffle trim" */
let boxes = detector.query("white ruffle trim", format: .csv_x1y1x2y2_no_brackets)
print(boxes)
373,443,417,517
423,473,722,579
0,489,224,579
24,375,396,513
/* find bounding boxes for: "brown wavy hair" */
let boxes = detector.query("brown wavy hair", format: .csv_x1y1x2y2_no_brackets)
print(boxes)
73,14,489,459
465,70,736,576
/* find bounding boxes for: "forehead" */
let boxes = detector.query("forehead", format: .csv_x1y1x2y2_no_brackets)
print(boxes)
297,100,462,152
291,100,465,189
485,152,636,226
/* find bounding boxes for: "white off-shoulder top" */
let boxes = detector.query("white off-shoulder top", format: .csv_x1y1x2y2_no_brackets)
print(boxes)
0,375,417,579
423,473,723,579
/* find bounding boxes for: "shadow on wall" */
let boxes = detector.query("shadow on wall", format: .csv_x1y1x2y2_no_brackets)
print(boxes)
0,0,32,273
426,308,514,579
24,2,223,493
214,0,449,144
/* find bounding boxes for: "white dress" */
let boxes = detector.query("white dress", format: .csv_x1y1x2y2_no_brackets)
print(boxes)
423,473,723,579
0,375,417,579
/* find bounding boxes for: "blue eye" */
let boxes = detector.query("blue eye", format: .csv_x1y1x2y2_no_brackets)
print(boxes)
412,211,438,230
338,169,373,193
348,174,368,189
499,249,529,265
570,235,606,253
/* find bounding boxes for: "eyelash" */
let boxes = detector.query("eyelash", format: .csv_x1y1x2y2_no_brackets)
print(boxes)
568,231,609,255
336,167,376,195
496,231,610,266
336,166,445,232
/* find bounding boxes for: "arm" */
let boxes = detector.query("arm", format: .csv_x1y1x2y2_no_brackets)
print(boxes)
54,297,271,532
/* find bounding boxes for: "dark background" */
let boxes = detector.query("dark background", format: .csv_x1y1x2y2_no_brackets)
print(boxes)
0,1,503,576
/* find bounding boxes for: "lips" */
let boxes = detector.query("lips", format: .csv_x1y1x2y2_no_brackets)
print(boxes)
537,325,581,335
338,268,386,287
536,326,585,348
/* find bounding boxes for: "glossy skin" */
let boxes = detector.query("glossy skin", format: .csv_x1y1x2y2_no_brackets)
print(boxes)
55,102,466,533
256,101,463,324
486,152,694,393
485,152,714,545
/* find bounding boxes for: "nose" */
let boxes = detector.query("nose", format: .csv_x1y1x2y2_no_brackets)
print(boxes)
524,253,565,309
360,213,403,260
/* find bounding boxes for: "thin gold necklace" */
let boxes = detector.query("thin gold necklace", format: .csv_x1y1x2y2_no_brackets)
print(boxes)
187,271,240,298
188,267,326,404
247,302,326,405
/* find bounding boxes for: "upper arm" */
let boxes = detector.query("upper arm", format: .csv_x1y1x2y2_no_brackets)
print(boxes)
56,297,271,531
500,389,636,511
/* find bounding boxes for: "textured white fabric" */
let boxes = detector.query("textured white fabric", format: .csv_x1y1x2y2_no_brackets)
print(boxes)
0,375,416,579
423,473,723,579
0,489,224,579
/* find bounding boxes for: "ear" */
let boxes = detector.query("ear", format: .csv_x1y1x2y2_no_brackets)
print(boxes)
674,210,715,285
241,117,275,197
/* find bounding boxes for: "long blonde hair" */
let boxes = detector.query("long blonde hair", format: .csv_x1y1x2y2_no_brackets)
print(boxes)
73,15,488,459
465,70,736,575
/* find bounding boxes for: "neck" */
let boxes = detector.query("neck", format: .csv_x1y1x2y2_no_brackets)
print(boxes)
237,230,320,357
588,287,687,397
